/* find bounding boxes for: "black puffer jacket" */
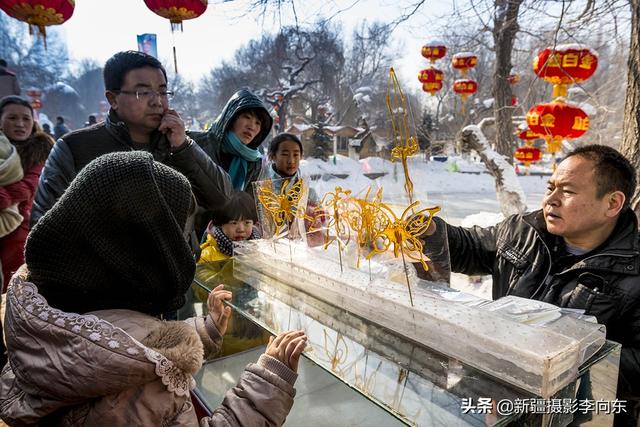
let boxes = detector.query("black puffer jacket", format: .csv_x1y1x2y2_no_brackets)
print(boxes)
31,110,233,227
440,208,640,398
189,89,272,194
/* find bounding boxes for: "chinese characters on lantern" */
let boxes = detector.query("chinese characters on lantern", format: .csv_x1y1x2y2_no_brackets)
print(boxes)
526,44,597,158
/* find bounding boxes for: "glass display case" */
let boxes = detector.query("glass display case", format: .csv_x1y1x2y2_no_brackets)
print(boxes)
188,259,621,426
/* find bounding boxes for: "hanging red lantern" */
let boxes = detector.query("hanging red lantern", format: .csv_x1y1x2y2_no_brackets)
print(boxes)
418,68,444,95
533,44,598,98
143,0,207,74
507,73,521,85
143,0,207,32
526,100,589,154
453,79,478,103
514,146,542,167
30,99,42,110
518,128,540,144
0,0,74,47
452,52,478,76
421,42,447,63
25,87,43,112
26,87,42,98
422,81,443,96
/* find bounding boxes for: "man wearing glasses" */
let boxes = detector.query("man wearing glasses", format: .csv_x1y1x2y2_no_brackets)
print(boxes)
31,51,233,226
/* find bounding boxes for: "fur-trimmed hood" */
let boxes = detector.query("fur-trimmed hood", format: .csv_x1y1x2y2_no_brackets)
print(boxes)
13,130,54,172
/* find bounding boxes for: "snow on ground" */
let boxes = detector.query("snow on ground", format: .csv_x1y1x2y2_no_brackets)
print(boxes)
299,154,550,299
302,154,548,220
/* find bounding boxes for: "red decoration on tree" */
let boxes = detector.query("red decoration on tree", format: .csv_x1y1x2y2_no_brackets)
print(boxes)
421,43,447,63
526,100,589,153
418,68,444,95
533,45,598,98
507,73,521,85
452,52,478,76
453,79,478,103
25,87,43,113
143,0,207,73
514,146,542,166
0,0,74,47
26,87,42,98
518,128,540,143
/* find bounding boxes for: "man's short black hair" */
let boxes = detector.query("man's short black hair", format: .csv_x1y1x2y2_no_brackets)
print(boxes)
564,144,636,206
56,116,64,122
103,51,167,91
212,191,258,225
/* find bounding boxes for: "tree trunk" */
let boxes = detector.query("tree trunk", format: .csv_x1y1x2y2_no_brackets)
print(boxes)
492,0,523,159
619,0,640,219
458,119,527,216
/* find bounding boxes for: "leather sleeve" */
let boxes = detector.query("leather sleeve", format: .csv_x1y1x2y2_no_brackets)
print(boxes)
618,296,640,399
30,139,76,227
168,138,233,212
439,216,500,276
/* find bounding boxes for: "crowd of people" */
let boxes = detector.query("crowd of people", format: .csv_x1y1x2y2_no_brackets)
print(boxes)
0,50,638,426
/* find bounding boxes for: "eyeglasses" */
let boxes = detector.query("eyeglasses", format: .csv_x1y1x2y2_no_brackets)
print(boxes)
114,89,174,100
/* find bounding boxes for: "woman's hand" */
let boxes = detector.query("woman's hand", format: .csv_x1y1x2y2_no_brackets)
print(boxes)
265,330,307,372
207,284,232,335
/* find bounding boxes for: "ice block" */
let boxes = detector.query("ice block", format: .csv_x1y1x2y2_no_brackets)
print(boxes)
234,239,582,397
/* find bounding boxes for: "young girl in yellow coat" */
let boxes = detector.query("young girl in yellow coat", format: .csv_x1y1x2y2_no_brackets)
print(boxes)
196,191,269,356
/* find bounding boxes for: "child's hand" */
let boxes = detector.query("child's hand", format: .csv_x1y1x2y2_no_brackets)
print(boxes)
207,284,232,335
265,330,307,372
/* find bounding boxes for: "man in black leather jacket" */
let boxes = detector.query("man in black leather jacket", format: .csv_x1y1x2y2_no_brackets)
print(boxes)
31,51,233,227
428,145,639,424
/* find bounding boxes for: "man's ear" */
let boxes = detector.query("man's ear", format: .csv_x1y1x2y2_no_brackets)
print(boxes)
105,91,117,110
606,191,626,217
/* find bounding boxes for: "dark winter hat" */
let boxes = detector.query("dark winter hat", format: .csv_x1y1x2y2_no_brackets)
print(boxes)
25,151,196,315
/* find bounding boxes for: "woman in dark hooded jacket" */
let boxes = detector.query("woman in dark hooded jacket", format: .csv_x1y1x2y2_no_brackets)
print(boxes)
189,89,272,195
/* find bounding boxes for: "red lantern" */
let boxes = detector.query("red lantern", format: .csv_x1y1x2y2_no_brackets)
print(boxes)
533,45,598,98
507,73,521,85
418,68,444,95
144,0,207,74
514,146,542,167
526,100,589,153
26,87,42,98
30,99,42,110
0,0,74,47
452,52,478,76
421,42,447,63
518,128,540,144
453,79,478,103
144,0,207,32
25,86,42,111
